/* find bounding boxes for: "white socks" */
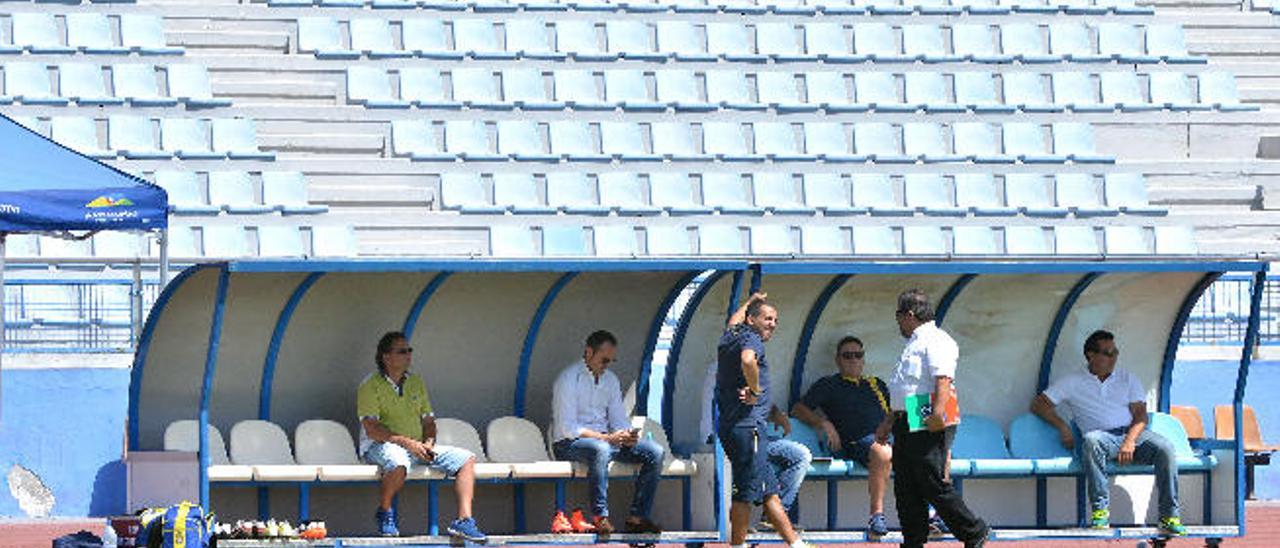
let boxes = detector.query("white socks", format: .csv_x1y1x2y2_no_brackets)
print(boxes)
731,544,747,548
789,540,810,548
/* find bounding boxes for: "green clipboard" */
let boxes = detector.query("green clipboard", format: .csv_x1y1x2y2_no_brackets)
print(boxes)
904,390,961,432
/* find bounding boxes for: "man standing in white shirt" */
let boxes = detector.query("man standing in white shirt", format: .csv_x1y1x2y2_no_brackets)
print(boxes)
551,330,665,537
1031,329,1186,536
876,289,989,548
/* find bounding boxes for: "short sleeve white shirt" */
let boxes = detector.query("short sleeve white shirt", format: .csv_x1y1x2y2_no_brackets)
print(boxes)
888,321,959,410
551,361,630,443
1042,367,1146,434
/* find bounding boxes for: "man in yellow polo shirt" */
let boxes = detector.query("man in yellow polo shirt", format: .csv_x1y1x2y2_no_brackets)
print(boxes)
357,331,487,541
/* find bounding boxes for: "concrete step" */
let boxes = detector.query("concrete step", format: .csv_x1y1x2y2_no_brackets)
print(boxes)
258,133,387,155
171,30,290,53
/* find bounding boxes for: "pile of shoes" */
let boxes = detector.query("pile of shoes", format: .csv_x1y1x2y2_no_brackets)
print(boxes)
214,519,326,540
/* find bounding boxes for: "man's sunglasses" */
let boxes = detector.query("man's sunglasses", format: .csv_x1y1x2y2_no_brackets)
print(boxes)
390,347,414,355
839,351,865,360
1089,348,1119,358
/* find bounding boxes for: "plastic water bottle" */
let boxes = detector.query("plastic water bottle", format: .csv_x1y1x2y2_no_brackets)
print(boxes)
102,522,118,548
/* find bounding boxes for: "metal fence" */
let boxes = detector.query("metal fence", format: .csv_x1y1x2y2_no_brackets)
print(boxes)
1182,274,1280,345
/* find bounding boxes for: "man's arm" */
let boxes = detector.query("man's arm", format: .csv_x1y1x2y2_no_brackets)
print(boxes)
726,292,767,327
792,401,838,448
924,376,953,432
739,348,762,405
1118,401,1148,465
552,370,626,446
1031,393,1075,449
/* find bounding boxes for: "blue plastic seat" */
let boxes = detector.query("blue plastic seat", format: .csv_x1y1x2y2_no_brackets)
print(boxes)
161,118,221,159
954,72,1015,113
1104,173,1167,216
546,173,609,215
167,64,231,108
800,225,849,254
1100,72,1158,112
652,123,710,162
1053,72,1112,113
1154,226,1197,255
213,118,274,160
852,23,910,63
593,225,640,257
953,24,1013,63
855,73,913,113
704,71,760,112
706,23,764,62
1050,23,1108,63
120,14,182,55
952,226,1000,255
1005,173,1066,216
12,14,73,54
902,24,962,63
803,122,862,163
1003,122,1063,164
502,19,558,60
493,173,555,214
757,72,813,113
111,64,176,106
553,70,611,111
754,122,810,161
1148,412,1217,469
1005,226,1052,255
754,173,815,215
452,68,506,110
802,173,859,215
1052,122,1111,164
1149,72,1210,112
557,21,613,61
1003,23,1058,63
804,22,863,63
501,68,559,111
209,171,273,214
852,226,898,255
905,174,964,215
490,226,538,256
599,121,657,162
852,173,911,215
262,172,327,215
649,172,712,215
298,17,358,59
496,120,555,162
1103,226,1148,255
155,171,218,215
703,122,756,162
400,67,458,109
441,173,504,214
757,22,811,62
646,226,694,255
905,73,963,114
751,225,795,255
347,67,409,109
60,63,121,106
402,19,460,60
6,62,66,105
1098,23,1158,63
452,19,513,60
903,226,946,255
1008,414,1078,474
854,123,912,164
391,120,450,161
598,172,660,216
350,19,409,58
698,225,747,255
51,116,112,159
1198,72,1258,112
446,120,502,161
805,71,858,112
1054,226,1100,255
904,122,964,163
656,70,713,112
953,122,1012,164
701,173,764,215
954,174,1016,215
110,115,169,159
605,69,663,112
66,14,128,54
1055,174,1116,216
1146,24,1205,64
606,21,663,61
549,121,608,162
1003,72,1061,113
656,21,714,62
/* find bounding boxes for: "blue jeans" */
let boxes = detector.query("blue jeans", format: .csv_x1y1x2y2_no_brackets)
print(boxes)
1082,428,1181,519
554,437,665,518
767,438,811,521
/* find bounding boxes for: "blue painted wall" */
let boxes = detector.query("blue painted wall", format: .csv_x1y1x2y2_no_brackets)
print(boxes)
0,367,129,517
1170,360,1280,500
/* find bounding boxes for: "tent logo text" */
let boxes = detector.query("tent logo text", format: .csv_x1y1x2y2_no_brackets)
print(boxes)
0,204,19,214
85,196,135,209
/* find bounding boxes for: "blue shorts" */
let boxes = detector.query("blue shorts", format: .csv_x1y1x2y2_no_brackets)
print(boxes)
840,433,880,467
362,442,473,477
720,422,779,505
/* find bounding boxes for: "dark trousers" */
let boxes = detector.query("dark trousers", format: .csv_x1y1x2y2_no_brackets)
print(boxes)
892,415,987,547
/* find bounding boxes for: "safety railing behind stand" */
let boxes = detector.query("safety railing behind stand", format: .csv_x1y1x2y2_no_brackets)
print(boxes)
4,278,161,353
1182,274,1280,345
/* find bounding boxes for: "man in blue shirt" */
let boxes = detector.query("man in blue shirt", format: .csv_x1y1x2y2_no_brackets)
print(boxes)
717,292,813,548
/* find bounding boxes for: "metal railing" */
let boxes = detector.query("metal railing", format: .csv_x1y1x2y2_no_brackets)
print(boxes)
1181,274,1280,345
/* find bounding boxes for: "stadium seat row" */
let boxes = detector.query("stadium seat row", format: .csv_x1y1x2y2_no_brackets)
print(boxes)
300,18,1198,65
4,283,134,329
490,223,1197,256
348,67,1253,113
22,116,273,160
0,13,181,55
391,119,1111,165
152,170,328,215
4,225,356,259
1,62,227,107
441,171,1166,217
269,0,1151,17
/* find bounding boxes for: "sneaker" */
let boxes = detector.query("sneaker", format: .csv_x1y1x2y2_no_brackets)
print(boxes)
867,513,888,538
754,519,802,533
551,511,573,534
964,526,991,548
1090,509,1110,530
448,517,488,543
569,509,595,534
375,507,399,537
927,514,949,539
1157,516,1187,537
623,515,663,534
592,516,614,538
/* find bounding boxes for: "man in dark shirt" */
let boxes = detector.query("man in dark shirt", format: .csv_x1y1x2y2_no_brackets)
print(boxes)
792,335,893,538
716,292,813,548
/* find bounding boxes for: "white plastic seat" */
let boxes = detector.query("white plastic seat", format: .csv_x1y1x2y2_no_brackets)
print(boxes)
164,420,253,482
852,226,899,255
230,420,318,481
202,225,250,258
312,225,358,257
705,70,760,112
208,171,271,214
60,63,122,106
213,118,274,160
1005,226,1052,255
953,226,999,255
904,226,947,255
154,171,218,215
699,225,747,254
436,418,513,479
294,419,381,481
490,226,539,256
604,69,663,112
258,226,306,258
399,69,453,109
487,416,574,478
161,118,220,160
646,226,694,255
51,116,112,159
1103,226,1149,254
113,64,177,107
263,172,328,215
167,65,231,108
66,13,127,55
402,19,459,60
633,416,698,476
653,123,711,162
1154,226,1197,255
800,225,848,255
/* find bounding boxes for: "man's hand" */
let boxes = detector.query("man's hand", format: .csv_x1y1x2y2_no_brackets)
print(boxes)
405,439,435,462
747,291,768,304
738,386,759,406
1058,426,1075,450
821,421,842,450
925,414,946,433
768,406,791,436
875,417,893,444
1118,438,1136,465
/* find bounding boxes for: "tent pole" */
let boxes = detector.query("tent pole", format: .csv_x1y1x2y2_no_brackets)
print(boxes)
158,229,170,287
131,260,143,347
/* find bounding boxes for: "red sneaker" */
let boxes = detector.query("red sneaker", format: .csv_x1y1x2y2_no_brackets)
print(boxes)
551,510,573,534
569,509,596,534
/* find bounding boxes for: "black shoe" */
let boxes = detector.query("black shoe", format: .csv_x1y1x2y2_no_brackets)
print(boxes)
964,526,991,548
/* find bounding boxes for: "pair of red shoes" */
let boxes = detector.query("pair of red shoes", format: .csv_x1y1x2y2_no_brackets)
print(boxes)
551,509,612,535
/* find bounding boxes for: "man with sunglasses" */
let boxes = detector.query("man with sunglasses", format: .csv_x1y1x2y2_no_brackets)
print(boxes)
792,336,893,538
357,331,487,541
550,330,665,537
1031,329,1186,537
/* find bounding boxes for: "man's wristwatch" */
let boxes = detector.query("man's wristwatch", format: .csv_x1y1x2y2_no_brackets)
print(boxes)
747,387,763,397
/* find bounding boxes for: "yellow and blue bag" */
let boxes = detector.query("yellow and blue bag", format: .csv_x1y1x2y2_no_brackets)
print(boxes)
136,501,215,548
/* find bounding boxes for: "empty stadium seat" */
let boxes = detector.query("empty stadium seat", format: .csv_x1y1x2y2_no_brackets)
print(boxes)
1103,226,1149,254
601,121,657,161
350,18,408,59
656,21,714,61
311,225,358,257
852,226,898,255
203,226,250,257
347,67,409,108
806,71,856,112
800,225,848,254
208,171,270,214
757,73,812,113
1154,226,1197,255
954,24,1013,63
447,120,502,160
213,119,274,160
852,174,910,215
854,23,909,62
904,122,964,163
113,64,177,107
502,69,559,111
392,120,448,160
542,225,590,255
652,122,710,162
293,420,381,481
12,14,73,54
399,67,457,108
955,72,1014,113
702,173,762,215
647,225,694,254
1053,72,1111,113
1004,73,1060,113
699,225,746,254
750,225,794,255
803,173,859,214
487,416,574,478
558,20,612,61
229,420,318,481
494,173,554,214
1055,174,1116,216
164,227,201,258
155,171,218,215
164,420,254,481
953,173,1015,215
1005,226,1052,255
66,13,127,55
120,15,182,55
855,73,911,113
549,120,607,161
804,122,861,163
754,173,815,215
298,17,358,59
51,116,112,159
435,418,514,478
6,62,66,105
1198,72,1258,111
546,173,609,215
953,123,1011,164
1055,226,1100,255
953,226,1000,255
854,123,912,163
454,19,512,60
1005,173,1067,217
594,225,640,256
656,70,712,112
161,119,220,159
1003,23,1056,63
805,22,861,63
1103,173,1167,215
903,226,947,254
262,172,327,215
905,174,965,215
497,120,554,161
598,173,659,216
59,63,119,106
1146,24,1204,64
1050,23,1108,63
754,121,809,161
703,71,756,112
258,226,306,257
166,64,230,108
905,73,962,114
604,69,663,111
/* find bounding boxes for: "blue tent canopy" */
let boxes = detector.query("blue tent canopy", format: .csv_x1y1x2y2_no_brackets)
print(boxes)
0,114,166,232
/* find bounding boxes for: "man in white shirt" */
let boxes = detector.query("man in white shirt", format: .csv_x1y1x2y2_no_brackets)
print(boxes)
876,289,989,548
1031,329,1185,536
551,330,665,537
